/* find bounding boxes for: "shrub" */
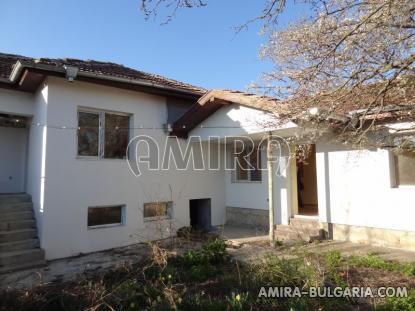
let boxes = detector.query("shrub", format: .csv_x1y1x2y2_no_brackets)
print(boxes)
201,239,229,264
182,239,229,267
325,250,343,269
380,289,415,311
251,254,306,287
348,254,415,277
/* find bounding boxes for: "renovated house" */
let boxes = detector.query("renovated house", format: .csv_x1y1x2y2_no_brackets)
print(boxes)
0,52,414,272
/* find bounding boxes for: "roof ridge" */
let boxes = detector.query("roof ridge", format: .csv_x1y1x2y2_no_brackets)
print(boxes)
0,52,206,94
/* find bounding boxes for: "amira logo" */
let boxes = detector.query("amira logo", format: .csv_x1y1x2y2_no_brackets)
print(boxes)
126,134,291,177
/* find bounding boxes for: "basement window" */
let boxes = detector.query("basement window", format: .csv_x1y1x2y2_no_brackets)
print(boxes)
234,146,262,182
77,109,130,159
392,150,415,186
88,205,124,228
143,202,172,220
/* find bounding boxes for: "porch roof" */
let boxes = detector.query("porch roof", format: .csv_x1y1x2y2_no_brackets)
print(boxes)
172,78,415,138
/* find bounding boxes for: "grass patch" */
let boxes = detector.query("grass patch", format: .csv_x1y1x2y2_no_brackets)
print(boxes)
380,289,415,311
348,253,415,276
1,241,414,310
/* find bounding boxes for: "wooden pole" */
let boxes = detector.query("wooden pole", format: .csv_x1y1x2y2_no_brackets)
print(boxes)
267,132,275,247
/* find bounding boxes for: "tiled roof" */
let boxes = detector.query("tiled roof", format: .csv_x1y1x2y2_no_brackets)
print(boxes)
0,53,31,80
172,80,415,137
0,52,206,95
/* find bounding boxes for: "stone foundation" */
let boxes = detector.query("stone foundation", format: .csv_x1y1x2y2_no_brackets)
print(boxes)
325,223,415,251
226,206,268,229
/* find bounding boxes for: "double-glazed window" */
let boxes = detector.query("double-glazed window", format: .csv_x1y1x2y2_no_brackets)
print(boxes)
393,150,415,186
143,202,172,219
78,109,130,159
234,146,262,182
88,205,124,228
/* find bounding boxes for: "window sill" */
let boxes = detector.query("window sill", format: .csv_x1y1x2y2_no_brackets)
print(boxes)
88,223,124,230
144,216,172,223
232,180,262,184
76,156,127,162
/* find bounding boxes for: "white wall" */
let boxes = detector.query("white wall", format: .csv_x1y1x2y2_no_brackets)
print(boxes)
190,103,295,225
191,104,296,141
0,89,33,116
224,146,292,225
41,77,225,260
316,139,415,232
0,127,28,193
26,82,49,241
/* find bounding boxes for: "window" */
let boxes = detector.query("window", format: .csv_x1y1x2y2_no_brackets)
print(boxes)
78,112,99,156
88,205,124,228
143,202,172,219
78,109,130,159
234,146,262,182
393,151,415,186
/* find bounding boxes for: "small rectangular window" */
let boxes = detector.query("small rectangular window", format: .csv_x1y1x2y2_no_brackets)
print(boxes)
143,202,172,219
77,109,130,159
234,146,262,182
78,112,100,156
88,205,124,227
394,151,415,186
104,113,130,159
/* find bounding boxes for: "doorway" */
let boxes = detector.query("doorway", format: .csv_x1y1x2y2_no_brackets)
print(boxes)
189,198,212,231
296,145,318,216
0,114,29,194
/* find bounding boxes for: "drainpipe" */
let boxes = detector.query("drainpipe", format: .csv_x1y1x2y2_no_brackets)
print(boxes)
267,131,275,247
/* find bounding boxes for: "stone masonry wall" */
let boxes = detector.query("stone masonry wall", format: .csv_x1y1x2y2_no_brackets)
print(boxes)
226,206,269,229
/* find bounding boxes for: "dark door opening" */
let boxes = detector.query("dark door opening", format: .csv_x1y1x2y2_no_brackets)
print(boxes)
189,199,212,231
296,145,318,216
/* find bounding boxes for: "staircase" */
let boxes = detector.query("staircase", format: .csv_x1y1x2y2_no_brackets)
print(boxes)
275,217,326,242
0,193,46,273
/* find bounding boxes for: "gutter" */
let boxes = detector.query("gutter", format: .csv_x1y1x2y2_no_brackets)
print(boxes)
8,60,203,98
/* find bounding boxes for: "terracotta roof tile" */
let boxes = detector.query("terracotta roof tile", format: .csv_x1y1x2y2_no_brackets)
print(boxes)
0,52,206,94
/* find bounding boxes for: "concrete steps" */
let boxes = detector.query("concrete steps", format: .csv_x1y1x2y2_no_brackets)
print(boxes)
1,211,34,221
0,202,33,213
0,229,38,243
0,193,46,273
275,218,325,242
0,193,31,205
0,259,46,274
0,239,40,252
0,219,36,231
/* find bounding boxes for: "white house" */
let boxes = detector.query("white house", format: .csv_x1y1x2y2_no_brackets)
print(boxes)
0,52,414,273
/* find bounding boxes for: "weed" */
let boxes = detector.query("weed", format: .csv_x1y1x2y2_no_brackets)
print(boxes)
380,289,415,311
275,240,284,247
348,253,415,276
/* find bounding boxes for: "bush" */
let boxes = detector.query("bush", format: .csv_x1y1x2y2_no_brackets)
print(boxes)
251,254,307,287
179,239,229,282
325,250,343,269
380,289,415,311
348,253,415,276
182,239,229,267
201,239,229,264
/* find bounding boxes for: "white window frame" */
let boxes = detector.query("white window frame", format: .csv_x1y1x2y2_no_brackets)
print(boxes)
232,146,262,183
389,149,415,188
77,107,131,159
87,204,126,229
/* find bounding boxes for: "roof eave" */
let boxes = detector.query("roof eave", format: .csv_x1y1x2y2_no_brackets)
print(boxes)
5,60,204,99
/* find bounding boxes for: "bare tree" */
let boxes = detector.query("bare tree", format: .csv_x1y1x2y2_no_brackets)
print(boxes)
259,1,415,117
141,0,287,25
141,0,415,147
141,0,208,24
